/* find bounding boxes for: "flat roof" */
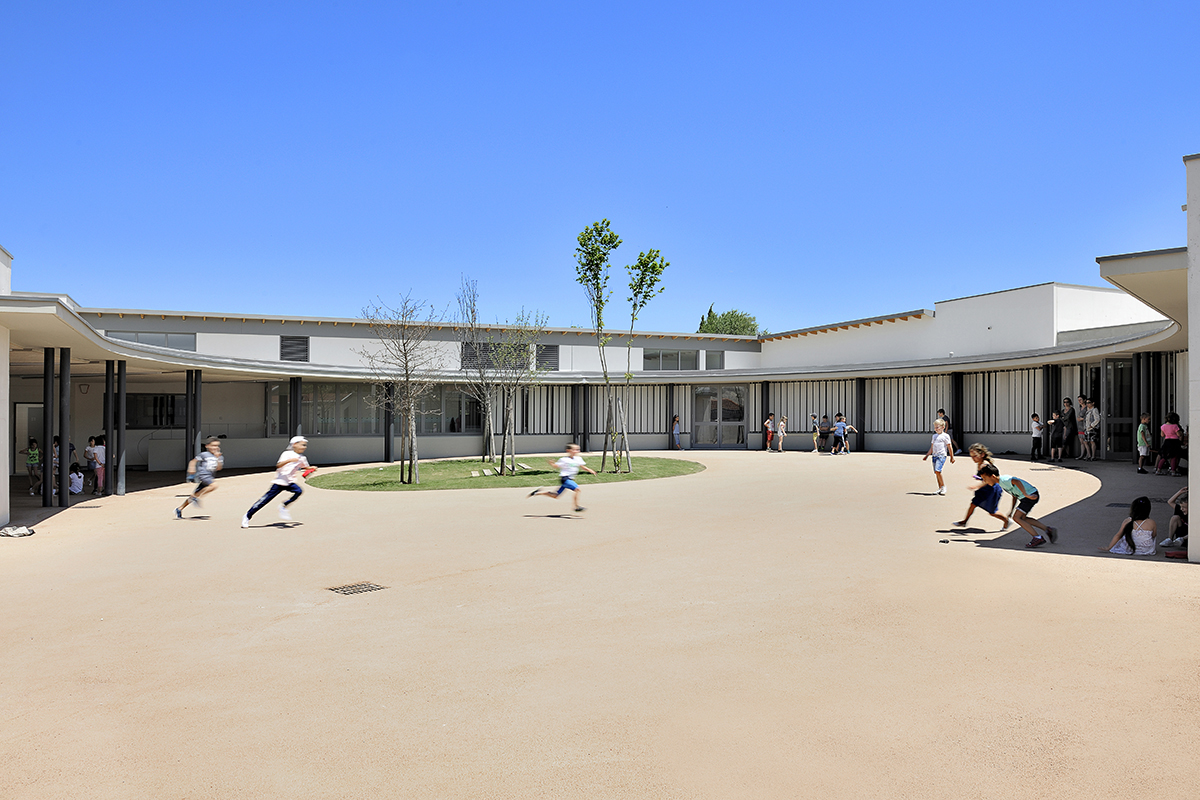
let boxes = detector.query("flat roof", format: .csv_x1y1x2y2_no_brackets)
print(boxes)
1096,246,1187,263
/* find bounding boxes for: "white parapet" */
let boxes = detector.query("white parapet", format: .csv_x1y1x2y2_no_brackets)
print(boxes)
1184,154,1199,563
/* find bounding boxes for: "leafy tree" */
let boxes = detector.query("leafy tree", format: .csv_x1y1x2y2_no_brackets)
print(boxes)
574,220,622,471
618,248,668,471
697,305,761,336
493,309,549,475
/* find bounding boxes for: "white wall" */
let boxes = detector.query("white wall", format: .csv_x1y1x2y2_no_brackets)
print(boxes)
1186,155,1199,562
195,332,279,361
0,326,9,525
759,316,941,368
932,286,1057,357
723,350,760,370
1055,285,1165,333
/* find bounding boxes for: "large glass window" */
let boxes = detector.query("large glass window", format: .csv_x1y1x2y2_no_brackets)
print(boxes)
706,351,725,370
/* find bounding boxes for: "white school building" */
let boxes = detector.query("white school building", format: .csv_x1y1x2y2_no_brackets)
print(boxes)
2,153,1199,561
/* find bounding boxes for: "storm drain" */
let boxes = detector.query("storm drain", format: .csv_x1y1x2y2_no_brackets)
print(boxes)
328,582,387,595
74,505,101,509
1107,498,1172,508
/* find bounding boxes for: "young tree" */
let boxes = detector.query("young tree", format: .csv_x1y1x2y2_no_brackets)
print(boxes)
455,276,498,463
360,294,446,484
697,305,761,336
574,220,622,471
492,309,550,475
618,248,669,471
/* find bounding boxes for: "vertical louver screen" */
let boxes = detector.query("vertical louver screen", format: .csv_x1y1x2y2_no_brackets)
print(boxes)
280,335,310,362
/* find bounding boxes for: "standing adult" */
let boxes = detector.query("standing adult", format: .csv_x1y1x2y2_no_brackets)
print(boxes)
1074,395,1088,459
1084,398,1102,461
1061,397,1078,460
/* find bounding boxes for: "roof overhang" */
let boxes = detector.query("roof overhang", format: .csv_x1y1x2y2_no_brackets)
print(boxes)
1097,247,1187,341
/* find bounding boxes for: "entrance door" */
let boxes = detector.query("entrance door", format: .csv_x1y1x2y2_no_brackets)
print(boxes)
1103,358,1133,460
692,385,748,448
13,403,43,475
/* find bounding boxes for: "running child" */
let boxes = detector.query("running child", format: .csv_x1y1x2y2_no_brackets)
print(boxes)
241,436,316,528
977,464,1058,548
177,437,224,519
922,418,955,495
835,414,858,454
953,444,1008,530
529,444,596,512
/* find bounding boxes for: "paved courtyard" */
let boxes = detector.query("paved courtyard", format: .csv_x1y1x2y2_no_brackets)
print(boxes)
2,450,1197,799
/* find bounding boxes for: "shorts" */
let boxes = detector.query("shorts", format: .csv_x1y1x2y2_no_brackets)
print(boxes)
1015,496,1038,514
767,431,774,443
555,477,579,495
972,483,1003,514
1050,436,1063,448
193,476,214,493
1138,445,1149,457
931,455,947,472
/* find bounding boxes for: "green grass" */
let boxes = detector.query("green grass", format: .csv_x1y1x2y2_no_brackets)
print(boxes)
308,456,705,492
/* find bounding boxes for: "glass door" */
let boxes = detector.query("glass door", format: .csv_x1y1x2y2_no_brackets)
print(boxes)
692,385,747,448
1103,358,1133,459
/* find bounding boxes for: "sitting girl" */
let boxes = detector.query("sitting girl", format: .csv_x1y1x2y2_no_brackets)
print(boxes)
68,463,85,495
1100,496,1157,555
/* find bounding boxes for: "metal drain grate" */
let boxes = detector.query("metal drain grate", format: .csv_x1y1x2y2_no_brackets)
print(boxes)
74,505,101,509
1107,498,1173,508
328,582,387,595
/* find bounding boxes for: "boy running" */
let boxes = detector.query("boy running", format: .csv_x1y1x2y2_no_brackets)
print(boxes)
923,418,955,494
978,464,1058,548
529,444,596,512
176,436,224,519
241,436,316,528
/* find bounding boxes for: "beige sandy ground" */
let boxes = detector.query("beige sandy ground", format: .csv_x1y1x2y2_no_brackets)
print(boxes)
2,450,1197,799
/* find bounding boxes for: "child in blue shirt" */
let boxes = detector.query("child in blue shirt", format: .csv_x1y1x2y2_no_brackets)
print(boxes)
978,464,1058,548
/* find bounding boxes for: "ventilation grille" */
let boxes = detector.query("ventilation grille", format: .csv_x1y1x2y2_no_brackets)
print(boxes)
461,342,501,370
328,582,387,595
536,344,559,371
280,335,310,362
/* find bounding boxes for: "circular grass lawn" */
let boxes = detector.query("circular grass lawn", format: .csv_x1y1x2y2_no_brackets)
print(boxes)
308,456,704,492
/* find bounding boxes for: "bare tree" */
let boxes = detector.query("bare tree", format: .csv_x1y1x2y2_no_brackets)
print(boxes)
455,276,498,463
493,309,549,475
359,293,446,484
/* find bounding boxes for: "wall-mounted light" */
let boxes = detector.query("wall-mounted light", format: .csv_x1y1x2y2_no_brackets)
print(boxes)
79,384,89,394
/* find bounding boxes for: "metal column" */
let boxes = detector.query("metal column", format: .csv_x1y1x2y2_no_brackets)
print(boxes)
116,361,127,496
950,372,964,449
193,369,203,455
581,384,590,452
104,361,114,497
383,383,395,463
854,377,866,452
184,370,195,464
289,377,303,436
761,381,771,450
58,348,71,507
42,349,54,508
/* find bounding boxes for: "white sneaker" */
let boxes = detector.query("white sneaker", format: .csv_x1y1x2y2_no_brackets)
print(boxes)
279,505,292,521
1160,538,1176,548
241,516,251,529
937,487,946,495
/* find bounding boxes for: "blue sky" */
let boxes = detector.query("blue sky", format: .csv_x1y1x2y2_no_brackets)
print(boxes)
3,1,1195,334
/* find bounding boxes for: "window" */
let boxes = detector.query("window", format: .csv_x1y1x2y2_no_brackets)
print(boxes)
281,336,310,362
106,331,197,351
643,349,700,371
126,394,185,429
706,351,725,370
536,344,559,371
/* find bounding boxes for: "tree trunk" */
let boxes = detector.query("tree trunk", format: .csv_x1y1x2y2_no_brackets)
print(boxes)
409,414,419,484
481,396,495,462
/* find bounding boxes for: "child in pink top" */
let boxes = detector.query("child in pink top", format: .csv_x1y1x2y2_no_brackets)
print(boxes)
1156,412,1185,476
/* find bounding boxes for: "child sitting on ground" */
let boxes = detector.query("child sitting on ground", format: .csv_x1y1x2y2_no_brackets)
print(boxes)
978,464,1058,548
1161,486,1188,548
953,444,1009,530
1099,496,1157,555
68,463,84,495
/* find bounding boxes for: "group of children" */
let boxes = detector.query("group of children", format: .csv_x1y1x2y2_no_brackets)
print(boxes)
926,425,1058,548
19,435,107,497
762,412,857,454
173,435,317,527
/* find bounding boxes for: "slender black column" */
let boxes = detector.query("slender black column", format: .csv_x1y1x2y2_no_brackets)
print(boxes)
42,349,54,508
383,383,395,463
184,370,195,465
104,361,115,496
289,377,303,435
116,361,127,496
854,377,867,452
667,383,676,450
193,369,203,455
950,372,965,448
761,381,771,450
1042,365,1053,456
571,385,581,447
581,384,590,452
58,348,71,507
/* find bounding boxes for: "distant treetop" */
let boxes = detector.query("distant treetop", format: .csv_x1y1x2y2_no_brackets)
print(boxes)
697,305,761,336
